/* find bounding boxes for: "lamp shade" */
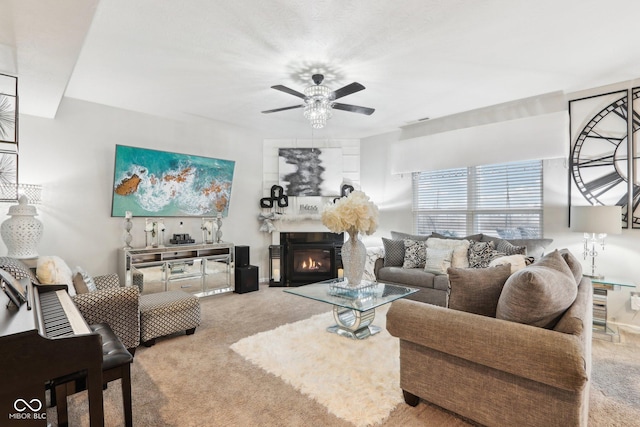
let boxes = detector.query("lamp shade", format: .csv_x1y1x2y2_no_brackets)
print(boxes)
570,205,622,234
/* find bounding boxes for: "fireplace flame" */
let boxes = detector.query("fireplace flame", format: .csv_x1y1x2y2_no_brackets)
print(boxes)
302,257,323,270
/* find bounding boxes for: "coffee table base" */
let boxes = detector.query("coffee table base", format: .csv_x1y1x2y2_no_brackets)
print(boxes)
327,306,381,340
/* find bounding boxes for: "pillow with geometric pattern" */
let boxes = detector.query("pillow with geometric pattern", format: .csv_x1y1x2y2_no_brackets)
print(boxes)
402,239,427,269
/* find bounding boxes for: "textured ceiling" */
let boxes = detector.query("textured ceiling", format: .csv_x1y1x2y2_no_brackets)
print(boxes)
3,0,640,139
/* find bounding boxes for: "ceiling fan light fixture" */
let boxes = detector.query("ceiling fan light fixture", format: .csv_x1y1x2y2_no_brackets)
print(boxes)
303,99,332,129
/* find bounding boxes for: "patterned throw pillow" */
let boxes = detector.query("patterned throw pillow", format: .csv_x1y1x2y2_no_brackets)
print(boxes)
0,257,39,284
73,267,98,293
382,238,405,267
467,241,496,268
495,239,527,256
424,247,453,274
402,239,427,269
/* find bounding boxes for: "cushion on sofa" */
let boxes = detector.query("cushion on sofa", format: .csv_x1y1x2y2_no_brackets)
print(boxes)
506,238,553,259
467,241,496,268
403,239,427,269
558,248,583,284
0,257,39,284
496,250,578,329
430,232,483,242
427,238,470,268
36,256,76,296
391,231,430,241
448,264,512,317
382,237,405,267
72,266,98,293
424,247,453,274
489,254,527,274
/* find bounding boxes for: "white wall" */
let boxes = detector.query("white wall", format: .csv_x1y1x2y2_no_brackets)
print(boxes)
8,97,267,277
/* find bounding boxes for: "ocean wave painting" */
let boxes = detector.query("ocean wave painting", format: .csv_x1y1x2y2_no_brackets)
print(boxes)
111,145,235,217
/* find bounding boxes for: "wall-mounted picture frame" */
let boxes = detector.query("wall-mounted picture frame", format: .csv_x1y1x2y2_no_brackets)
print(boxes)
0,151,18,202
0,73,17,145
112,145,235,217
568,90,630,229
278,148,342,196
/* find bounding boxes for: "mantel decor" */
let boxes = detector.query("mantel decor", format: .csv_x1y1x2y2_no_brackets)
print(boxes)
321,190,378,286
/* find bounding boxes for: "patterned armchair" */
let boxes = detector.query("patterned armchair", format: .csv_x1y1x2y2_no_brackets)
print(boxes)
72,273,140,351
0,257,140,352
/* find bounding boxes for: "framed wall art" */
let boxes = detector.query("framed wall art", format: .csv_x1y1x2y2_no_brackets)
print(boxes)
0,74,17,146
278,147,342,197
568,90,632,228
0,151,18,202
112,145,235,217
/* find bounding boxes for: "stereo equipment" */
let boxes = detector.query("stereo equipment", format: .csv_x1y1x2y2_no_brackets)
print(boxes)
234,265,259,294
235,245,250,267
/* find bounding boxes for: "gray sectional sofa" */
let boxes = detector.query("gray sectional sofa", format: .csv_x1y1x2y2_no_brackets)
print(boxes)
374,231,553,306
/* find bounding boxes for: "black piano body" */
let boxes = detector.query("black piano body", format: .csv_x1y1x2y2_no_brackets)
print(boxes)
0,279,104,427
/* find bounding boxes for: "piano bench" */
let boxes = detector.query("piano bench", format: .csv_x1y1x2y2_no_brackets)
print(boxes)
139,290,201,347
54,323,133,427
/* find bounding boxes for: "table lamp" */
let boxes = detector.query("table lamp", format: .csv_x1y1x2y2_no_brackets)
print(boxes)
570,205,622,279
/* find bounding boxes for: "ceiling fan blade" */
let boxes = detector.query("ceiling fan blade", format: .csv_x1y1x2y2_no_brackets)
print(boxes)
331,82,365,100
271,85,306,99
332,103,375,115
261,105,304,114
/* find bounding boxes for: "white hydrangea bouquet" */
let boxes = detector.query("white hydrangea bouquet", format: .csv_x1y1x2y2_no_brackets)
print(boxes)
321,190,378,286
321,190,379,237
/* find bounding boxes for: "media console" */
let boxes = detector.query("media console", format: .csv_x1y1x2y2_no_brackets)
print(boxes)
118,242,234,297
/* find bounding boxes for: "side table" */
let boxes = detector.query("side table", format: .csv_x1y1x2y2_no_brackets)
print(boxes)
591,278,636,342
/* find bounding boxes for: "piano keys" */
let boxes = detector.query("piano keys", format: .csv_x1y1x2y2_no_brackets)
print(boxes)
0,279,104,427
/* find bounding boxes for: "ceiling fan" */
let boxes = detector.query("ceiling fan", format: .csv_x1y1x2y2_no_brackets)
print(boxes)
262,74,375,129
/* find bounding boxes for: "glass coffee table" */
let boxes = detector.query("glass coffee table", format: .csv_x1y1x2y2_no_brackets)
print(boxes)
284,279,419,340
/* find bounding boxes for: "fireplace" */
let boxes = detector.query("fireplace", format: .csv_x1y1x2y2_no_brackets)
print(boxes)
278,232,343,286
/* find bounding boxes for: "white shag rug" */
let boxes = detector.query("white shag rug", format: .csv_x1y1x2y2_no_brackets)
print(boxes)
230,306,402,427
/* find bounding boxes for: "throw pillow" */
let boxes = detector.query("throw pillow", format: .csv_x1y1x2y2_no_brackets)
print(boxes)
0,257,39,284
448,264,513,317
494,238,527,256
382,238,405,267
424,247,453,274
426,237,471,268
496,250,578,329
467,241,495,268
402,239,427,269
36,256,76,296
72,266,98,293
558,249,583,284
390,231,430,241
489,254,527,274
432,232,483,242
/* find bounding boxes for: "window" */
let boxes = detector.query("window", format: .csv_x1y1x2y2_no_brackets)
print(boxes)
412,160,543,238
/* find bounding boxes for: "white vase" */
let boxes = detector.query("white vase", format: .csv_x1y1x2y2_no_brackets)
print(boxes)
0,195,43,259
341,230,366,287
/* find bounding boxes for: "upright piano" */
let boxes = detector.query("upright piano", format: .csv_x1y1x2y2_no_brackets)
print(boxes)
0,278,104,427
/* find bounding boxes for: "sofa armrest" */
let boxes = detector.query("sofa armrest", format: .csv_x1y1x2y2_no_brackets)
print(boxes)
93,273,121,291
73,286,140,349
386,299,588,392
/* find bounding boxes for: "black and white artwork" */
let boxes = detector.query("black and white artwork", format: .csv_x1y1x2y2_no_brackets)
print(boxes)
278,148,342,196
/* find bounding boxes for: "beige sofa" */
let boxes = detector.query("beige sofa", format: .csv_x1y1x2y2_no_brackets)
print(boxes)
386,250,592,427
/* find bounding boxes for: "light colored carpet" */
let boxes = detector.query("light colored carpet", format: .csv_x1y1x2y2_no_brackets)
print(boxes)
45,285,640,426
231,306,401,427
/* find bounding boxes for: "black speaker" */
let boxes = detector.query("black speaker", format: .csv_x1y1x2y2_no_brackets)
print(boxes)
235,245,250,267
234,265,259,294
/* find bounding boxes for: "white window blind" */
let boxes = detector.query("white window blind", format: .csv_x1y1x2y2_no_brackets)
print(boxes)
413,160,543,238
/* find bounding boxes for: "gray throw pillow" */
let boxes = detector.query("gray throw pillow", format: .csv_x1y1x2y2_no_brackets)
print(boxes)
558,248,583,284
495,239,527,256
382,238,405,267
432,232,483,242
402,239,427,269
390,231,430,241
448,264,512,317
496,250,578,329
